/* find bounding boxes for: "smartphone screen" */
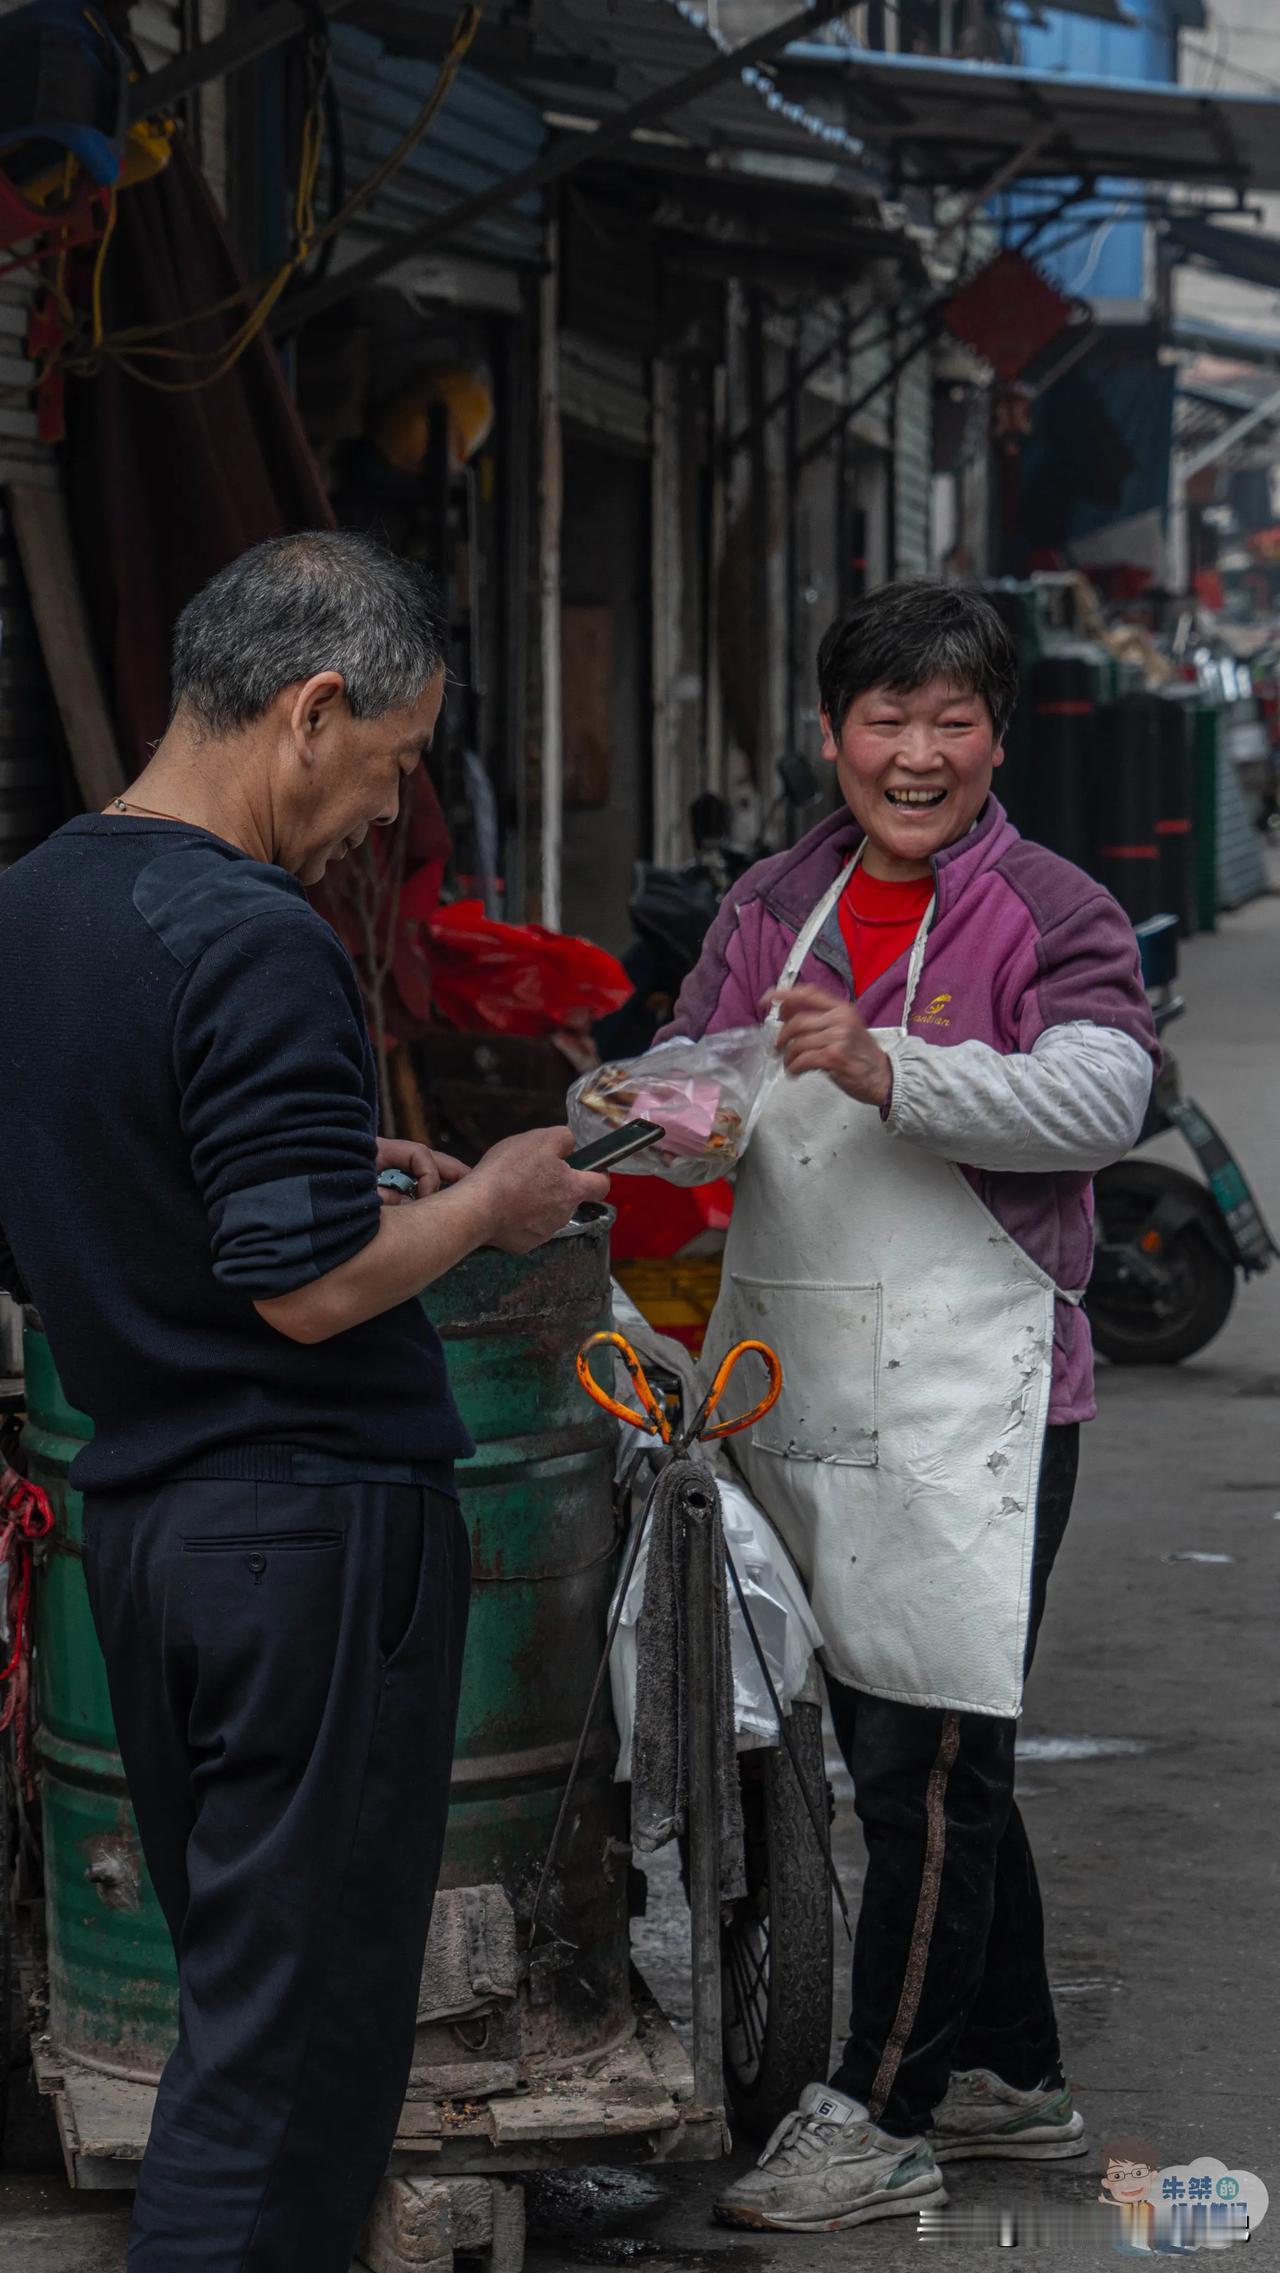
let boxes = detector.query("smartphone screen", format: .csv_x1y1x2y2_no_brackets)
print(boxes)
567,1119,666,1173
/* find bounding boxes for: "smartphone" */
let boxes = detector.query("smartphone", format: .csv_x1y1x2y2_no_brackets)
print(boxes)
568,1119,666,1173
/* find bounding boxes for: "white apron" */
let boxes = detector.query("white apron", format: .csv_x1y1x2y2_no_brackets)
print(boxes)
705,851,1081,1718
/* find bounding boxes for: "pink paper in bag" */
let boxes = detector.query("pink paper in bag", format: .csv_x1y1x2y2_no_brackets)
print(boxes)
628,1078,721,1157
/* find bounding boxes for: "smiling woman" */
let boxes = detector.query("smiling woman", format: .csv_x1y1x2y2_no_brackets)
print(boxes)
651,578,1157,2241
816,583,1019,884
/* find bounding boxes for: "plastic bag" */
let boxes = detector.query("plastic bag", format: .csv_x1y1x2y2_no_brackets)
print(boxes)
424,902,631,1036
609,1468,826,1782
568,1027,770,1186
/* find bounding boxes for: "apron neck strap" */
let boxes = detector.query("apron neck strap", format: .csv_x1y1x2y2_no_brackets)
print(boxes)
774,840,935,1035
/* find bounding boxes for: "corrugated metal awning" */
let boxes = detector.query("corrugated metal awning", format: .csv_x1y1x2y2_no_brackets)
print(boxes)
283,0,917,326
326,28,548,264
354,0,877,188
772,45,1280,195
509,0,872,183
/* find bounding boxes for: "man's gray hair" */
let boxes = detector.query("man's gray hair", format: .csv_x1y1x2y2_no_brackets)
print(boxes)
170,531,447,734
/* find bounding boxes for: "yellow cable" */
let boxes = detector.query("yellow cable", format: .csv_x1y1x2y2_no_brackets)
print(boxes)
88,184,118,352
19,2,482,400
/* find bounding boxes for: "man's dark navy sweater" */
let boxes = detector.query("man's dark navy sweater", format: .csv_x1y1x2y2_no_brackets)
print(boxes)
0,816,472,1492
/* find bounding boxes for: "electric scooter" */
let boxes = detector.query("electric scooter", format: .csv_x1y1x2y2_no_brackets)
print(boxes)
1088,915,1277,1365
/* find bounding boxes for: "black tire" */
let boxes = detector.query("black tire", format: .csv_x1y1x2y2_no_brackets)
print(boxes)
1090,1162,1237,1366
720,1700,834,2144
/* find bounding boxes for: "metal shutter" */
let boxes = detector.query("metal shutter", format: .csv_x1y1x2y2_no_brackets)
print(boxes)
559,331,651,453
894,343,933,579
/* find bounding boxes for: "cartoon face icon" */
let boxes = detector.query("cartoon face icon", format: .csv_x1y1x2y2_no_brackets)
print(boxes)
1101,2161,1154,2205
1100,2140,1162,2206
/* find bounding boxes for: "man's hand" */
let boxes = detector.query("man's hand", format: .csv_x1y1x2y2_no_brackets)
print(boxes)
466,1127,610,1253
376,1135,470,1202
258,1127,610,1344
767,984,893,1109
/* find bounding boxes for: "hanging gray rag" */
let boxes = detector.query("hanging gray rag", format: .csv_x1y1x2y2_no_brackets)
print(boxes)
629,1455,746,1904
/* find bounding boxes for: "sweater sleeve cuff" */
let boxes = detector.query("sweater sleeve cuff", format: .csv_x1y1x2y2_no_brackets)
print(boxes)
879,1034,909,1128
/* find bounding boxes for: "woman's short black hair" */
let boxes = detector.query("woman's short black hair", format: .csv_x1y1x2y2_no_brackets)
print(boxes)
817,580,1019,744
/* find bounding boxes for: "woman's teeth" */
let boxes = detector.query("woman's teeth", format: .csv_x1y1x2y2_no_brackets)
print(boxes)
886,787,947,807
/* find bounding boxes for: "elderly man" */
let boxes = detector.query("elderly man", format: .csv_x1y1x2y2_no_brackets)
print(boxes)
0,532,607,2270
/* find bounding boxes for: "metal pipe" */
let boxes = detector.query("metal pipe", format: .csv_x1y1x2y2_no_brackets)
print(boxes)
502,290,533,922
747,288,770,804
682,1480,724,2118
706,355,728,798
651,358,680,869
276,0,861,332
784,325,801,802
794,179,1081,475
538,219,563,932
1180,379,1280,479
728,124,1059,462
128,0,354,121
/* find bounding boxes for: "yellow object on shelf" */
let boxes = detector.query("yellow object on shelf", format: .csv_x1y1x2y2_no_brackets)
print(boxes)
612,1257,724,1355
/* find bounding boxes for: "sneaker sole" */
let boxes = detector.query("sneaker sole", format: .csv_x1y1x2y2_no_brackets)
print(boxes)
932,2125,1088,2165
714,2173,948,2234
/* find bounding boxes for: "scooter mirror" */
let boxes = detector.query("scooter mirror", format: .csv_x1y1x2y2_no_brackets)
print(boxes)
777,751,822,808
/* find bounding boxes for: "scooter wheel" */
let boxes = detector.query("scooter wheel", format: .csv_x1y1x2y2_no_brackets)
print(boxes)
1089,1161,1237,1365
719,1701,835,2143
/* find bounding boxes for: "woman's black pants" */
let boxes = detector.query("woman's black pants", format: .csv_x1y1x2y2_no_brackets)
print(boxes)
826,1424,1080,2138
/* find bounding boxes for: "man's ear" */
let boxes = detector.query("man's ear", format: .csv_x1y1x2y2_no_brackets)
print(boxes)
819,708,839,764
991,738,1006,772
286,672,347,761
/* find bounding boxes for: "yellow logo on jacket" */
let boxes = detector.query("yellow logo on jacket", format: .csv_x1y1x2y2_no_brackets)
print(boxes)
912,991,953,1028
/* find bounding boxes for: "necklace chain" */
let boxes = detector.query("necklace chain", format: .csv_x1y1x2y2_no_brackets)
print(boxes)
110,796,190,824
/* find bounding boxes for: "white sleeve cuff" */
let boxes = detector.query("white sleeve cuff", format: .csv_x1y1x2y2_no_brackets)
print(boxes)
882,1021,1154,1175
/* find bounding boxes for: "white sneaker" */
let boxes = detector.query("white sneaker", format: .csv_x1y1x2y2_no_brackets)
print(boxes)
713,2082,948,2233
927,2067,1087,2162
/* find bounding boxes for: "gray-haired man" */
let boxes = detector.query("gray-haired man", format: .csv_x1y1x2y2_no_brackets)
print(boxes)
0,533,607,2270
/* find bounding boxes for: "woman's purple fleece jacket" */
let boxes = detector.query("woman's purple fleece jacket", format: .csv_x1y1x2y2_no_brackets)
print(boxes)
661,795,1160,1424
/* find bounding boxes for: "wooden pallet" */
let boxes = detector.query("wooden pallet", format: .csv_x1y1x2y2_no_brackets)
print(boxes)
30,1974,719,2196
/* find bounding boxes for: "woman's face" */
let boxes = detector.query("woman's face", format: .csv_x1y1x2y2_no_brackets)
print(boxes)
821,675,1003,881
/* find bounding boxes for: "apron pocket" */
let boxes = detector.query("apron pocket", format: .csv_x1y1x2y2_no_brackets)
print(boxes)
729,1275,881,1467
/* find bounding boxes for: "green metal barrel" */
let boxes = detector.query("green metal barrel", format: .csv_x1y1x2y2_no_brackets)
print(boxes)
23,1327,178,2076
422,1208,630,2068
25,1207,629,2084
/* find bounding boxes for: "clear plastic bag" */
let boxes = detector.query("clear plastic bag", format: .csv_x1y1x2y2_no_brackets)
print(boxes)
568,1027,771,1186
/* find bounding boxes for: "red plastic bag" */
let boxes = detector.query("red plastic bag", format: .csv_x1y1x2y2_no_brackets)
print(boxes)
425,902,631,1036
607,1175,734,1264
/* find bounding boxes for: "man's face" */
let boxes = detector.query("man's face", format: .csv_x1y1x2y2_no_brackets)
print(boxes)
821,676,1003,878
288,668,446,887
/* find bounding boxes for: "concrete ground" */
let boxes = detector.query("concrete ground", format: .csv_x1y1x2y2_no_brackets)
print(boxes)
3,870,1278,2271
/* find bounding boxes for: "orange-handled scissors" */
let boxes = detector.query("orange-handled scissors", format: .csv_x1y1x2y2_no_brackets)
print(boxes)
576,1329,782,1450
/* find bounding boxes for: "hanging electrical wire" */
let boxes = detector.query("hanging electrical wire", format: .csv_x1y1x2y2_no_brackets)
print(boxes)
21,2,482,401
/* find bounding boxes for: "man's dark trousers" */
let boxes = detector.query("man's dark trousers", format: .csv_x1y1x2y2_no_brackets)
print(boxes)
826,1424,1080,2137
82,1471,471,2272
